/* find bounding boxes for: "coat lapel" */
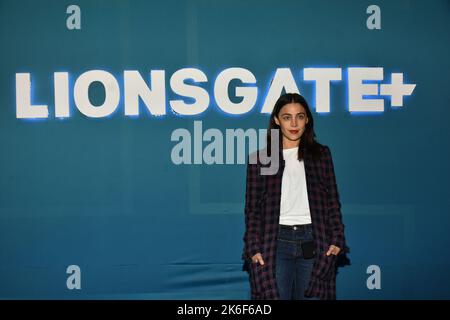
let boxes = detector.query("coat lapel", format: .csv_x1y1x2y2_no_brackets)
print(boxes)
303,148,317,222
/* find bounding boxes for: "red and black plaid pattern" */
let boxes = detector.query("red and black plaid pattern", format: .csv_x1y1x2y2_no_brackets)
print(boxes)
242,144,348,300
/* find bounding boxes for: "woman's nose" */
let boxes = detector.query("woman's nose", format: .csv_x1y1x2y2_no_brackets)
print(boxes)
291,118,297,127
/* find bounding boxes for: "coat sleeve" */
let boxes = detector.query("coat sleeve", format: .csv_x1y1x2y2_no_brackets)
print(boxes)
323,146,348,253
243,156,264,260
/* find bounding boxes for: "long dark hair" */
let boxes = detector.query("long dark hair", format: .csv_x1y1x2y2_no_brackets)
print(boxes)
266,93,323,161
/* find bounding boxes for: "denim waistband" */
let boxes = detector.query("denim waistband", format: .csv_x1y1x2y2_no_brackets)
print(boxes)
278,223,313,241
278,224,312,231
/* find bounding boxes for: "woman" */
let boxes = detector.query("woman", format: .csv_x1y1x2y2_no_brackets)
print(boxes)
242,93,348,300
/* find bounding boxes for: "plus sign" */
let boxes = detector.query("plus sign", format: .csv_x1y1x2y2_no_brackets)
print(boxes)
380,73,416,107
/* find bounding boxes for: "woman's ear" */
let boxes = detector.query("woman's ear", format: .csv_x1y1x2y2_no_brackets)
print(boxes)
274,116,280,126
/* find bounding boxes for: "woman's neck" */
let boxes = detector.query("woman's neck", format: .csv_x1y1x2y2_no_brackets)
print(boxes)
282,139,300,149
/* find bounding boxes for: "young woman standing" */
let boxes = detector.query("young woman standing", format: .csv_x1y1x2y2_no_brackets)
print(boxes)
242,93,348,300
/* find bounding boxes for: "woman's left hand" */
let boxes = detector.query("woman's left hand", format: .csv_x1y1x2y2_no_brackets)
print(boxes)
326,245,341,256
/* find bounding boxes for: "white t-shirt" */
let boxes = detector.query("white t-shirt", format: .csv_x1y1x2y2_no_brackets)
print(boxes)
279,146,312,225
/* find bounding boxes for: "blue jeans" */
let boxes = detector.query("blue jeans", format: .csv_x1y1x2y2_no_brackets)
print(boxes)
276,224,319,300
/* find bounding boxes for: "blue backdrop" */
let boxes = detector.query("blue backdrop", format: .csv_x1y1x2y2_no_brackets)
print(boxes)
1,0,450,299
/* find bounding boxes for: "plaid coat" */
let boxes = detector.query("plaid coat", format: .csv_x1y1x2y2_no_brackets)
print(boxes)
242,144,348,300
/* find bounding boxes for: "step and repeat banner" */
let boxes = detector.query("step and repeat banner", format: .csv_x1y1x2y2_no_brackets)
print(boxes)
1,0,449,299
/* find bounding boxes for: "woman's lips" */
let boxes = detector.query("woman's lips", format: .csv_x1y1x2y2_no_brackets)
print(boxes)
289,130,299,134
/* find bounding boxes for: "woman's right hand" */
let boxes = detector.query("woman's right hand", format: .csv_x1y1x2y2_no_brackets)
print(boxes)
251,253,265,266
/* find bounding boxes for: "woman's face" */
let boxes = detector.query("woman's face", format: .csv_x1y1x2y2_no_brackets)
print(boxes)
274,102,309,146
